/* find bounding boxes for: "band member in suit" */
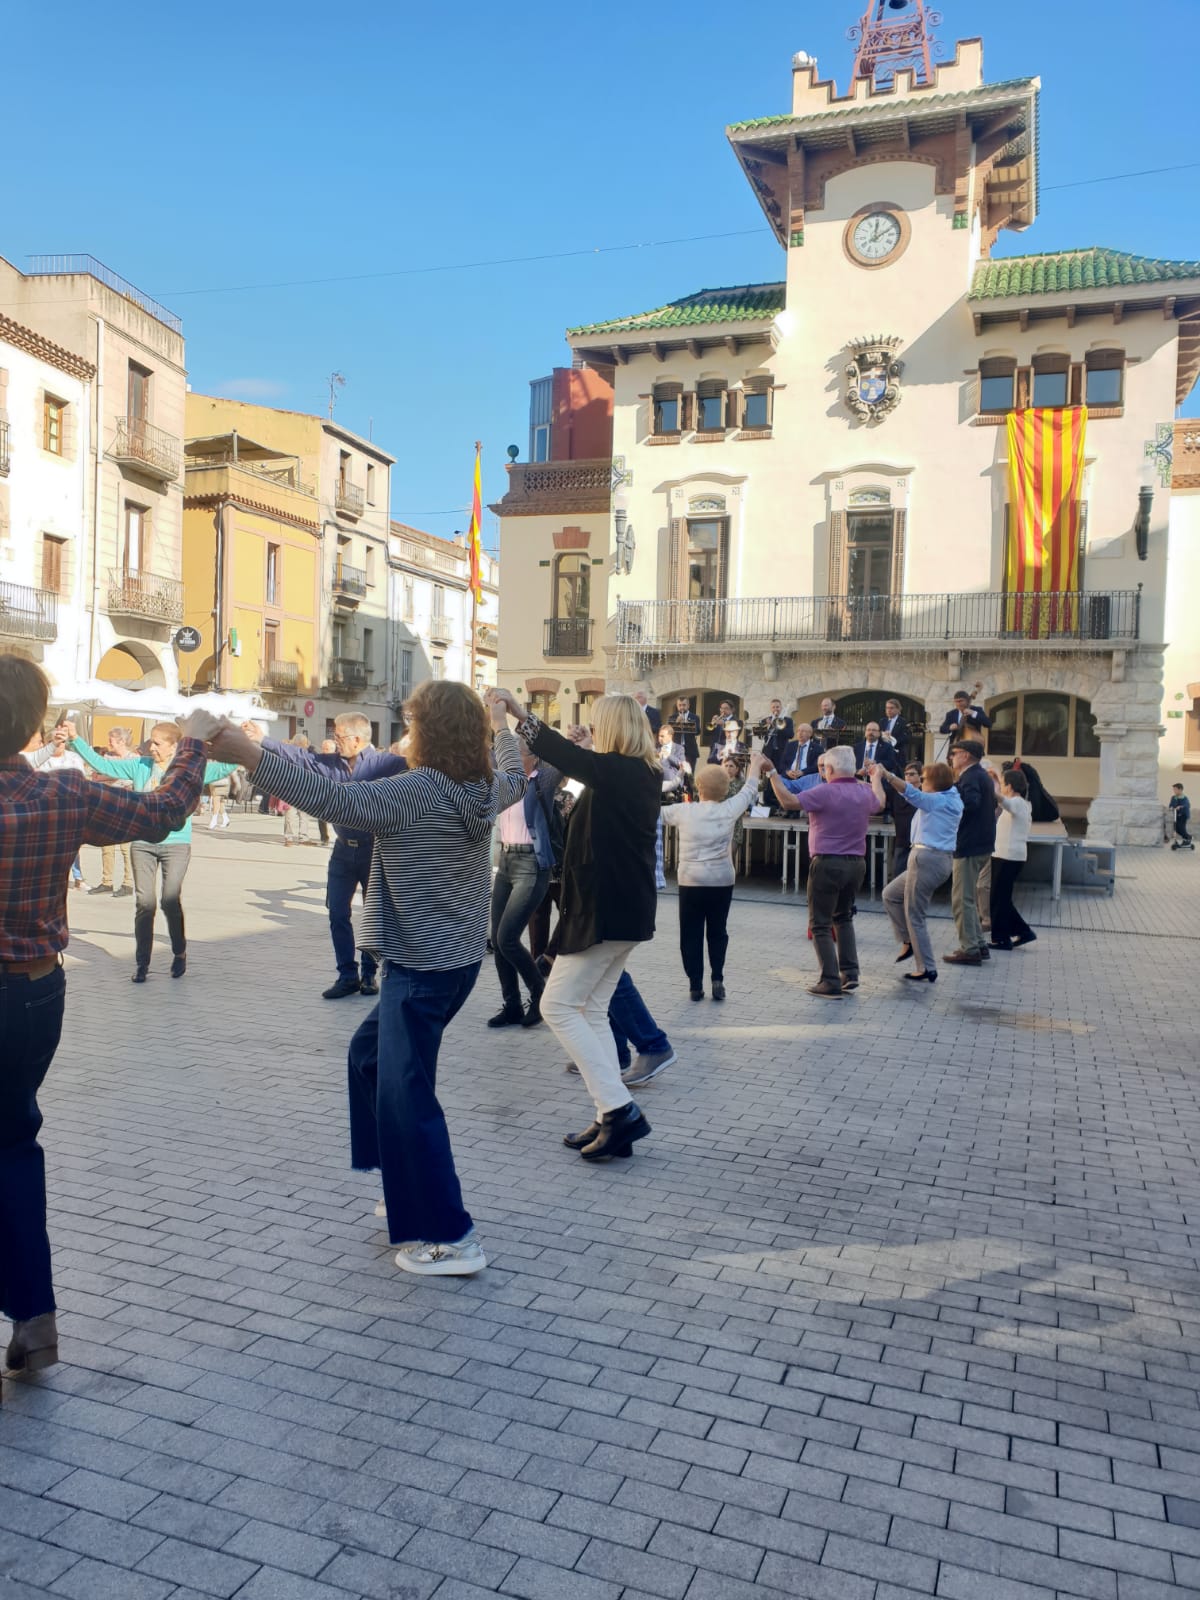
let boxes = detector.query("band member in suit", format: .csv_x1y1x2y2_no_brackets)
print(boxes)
759,700,794,769
707,701,738,764
781,723,823,778
634,691,661,738
814,697,846,739
939,688,991,738
880,698,911,764
855,722,903,779
668,696,700,768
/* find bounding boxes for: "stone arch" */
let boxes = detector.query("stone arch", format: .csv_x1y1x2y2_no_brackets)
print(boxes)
96,640,166,690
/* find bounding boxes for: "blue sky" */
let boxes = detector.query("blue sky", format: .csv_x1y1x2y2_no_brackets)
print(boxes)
6,0,1196,543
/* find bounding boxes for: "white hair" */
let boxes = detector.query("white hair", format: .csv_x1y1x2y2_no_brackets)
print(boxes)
823,745,856,778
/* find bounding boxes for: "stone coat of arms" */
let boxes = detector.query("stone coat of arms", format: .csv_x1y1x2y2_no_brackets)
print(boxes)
844,335,904,423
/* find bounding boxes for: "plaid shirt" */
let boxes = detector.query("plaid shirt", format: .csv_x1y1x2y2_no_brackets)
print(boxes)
0,738,207,963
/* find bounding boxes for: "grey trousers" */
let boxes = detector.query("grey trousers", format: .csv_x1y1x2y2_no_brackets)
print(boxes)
951,853,989,955
131,842,191,968
883,847,953,974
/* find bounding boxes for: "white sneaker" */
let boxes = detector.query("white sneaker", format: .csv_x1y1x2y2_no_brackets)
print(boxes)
209,815,219,830
394,1236,486,1276
220,813,231,829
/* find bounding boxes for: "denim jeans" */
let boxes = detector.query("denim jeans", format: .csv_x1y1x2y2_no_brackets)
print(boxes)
347,960,479,1245
131,841,191,968
807,855,865,988
608,972,671,1070
0,965,66,1321
328,843,377,984
491,848,549,1009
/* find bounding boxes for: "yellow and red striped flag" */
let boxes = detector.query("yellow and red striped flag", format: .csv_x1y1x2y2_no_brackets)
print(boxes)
1005,407,1087,636
467,441,483,601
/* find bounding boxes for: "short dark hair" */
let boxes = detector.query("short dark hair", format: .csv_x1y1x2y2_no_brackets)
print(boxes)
1004,770,1029,798
1173,782,1184,791
953,690,971,702
0,656,50,757
954,739,984,762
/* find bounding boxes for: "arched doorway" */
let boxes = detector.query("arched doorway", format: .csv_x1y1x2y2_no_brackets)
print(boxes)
986,692,1100,809
90,642,163,747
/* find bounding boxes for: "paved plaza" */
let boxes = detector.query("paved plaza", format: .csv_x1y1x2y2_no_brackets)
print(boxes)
2,817,1199,1600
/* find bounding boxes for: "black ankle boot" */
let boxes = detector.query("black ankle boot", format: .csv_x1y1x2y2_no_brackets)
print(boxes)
563,1120,601,1150
580,1102,651,1162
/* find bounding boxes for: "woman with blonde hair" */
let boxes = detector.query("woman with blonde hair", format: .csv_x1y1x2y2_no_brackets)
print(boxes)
490,689,661,1161
208,680,526,1276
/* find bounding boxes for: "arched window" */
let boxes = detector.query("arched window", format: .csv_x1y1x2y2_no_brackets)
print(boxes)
986,693,1097,761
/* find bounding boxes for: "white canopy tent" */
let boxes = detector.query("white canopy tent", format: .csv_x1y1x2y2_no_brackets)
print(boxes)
49,681,278,725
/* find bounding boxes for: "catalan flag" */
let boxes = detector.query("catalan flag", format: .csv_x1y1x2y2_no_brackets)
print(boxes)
1005,407,1088,637
467,441,483,601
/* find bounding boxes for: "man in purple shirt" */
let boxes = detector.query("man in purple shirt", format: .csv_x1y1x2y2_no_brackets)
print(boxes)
766,744,882,997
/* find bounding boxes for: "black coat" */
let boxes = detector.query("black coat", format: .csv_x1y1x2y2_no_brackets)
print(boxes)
880,715,911,762
762,718,794,768
854,738,902,776
939,705,992,736
954,762,998,858
814,714,847,737
643,705,661,737
1012,760,1060,824
527,721,661,955
780,736,823,776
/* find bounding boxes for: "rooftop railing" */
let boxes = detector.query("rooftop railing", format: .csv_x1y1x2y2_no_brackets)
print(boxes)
27,254,183,335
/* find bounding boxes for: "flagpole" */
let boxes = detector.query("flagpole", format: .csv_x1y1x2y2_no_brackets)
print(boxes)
470,440,481,691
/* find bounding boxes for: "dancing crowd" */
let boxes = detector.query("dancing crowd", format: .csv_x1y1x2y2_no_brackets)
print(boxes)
1,661,1052,1398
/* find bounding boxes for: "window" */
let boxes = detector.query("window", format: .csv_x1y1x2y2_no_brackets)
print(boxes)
986,693,1097,762
529,375,553,461
43,396,65,455
399,647,413,700
325,717,336,739
979,357,1017,414
652,383,682,436
402,579,414,621
1074,698,1100,759
390,721,403,745
431,657,445,680
696,380,727,433
127,362,151,421
742,380,773,430
529,690,561,728
686,519,726,602
366,463,377,504
532,424,551,462
1021,692,1070,758
365,545,377,586
338,450,351,490
123,503,148,573
266,543,280,605
553,553,590,619
370,721,380,746
1032,355,1069,409
432,583,447,625
1186,697,1200,764
263,621,279,664
363,627,374,670
42,535,67,595
1085,349,1124,408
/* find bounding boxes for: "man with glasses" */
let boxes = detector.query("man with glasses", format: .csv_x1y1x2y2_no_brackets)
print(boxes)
943,739,997,967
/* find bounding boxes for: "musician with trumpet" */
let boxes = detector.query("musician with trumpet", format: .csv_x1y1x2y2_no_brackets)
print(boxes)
753,699,793,769
706,701,741,765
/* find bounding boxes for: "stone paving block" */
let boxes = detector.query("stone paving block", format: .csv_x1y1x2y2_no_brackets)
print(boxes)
756,1552,877,1599
45,1467,159,1522
48,1555,174,1600
646,1520,766,1581
46,1506,164,1568
499,1554,623,1600
0,1483,75,1540
227,1568,369,1600
546,1491,658,1551
577,1534,695,1599
135,1535,258,1597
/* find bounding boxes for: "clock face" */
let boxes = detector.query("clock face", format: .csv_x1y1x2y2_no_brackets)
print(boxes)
852,211,902,263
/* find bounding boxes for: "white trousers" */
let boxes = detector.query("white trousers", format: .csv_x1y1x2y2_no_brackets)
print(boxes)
541,940,638,1115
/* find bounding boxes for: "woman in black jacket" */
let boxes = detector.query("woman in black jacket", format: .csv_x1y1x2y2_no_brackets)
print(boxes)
493,689,662,1160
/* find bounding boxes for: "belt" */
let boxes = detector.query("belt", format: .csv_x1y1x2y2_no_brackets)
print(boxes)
812,853,864,859
501,843,535,854
0,956,61,980
336,837,369,851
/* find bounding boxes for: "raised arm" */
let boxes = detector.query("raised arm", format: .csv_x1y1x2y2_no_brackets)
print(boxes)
69,736,145,782
202,760,240,784
78,710,224,845
520,716,603,787
24,742,60,770
258,735,345,776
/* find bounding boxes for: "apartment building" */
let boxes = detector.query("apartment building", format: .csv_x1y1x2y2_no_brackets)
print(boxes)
0,254,187,700
186,396,394,742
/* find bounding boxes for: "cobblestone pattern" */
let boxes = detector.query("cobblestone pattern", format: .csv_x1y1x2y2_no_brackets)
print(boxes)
2,819,1198,1598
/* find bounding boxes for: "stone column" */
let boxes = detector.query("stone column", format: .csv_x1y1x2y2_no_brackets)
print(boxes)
1086,720,1166,845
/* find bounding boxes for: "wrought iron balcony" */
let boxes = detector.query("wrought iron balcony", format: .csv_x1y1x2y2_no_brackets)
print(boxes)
430,610,453,645
260,659,299,692
616,591,1141,652
332,561,367,601
328,656,368,691
335,480,365,518
109,417,181,482
497,458,613,515
0,419,10,476
0,579,58,642
475,621,499,653
107,568,184,624
544,617,594,657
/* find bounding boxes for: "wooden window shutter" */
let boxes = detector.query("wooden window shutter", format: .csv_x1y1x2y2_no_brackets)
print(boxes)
668,518,684,601
1015,367,1032,408
716,518,730,599
727,388,741,430
828,511,846,594
891,509,907,593
1069,364,1084,406
41,536,63,594
680,392,694,433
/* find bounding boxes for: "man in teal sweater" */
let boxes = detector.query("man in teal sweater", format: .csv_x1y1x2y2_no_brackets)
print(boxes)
65,720,237,982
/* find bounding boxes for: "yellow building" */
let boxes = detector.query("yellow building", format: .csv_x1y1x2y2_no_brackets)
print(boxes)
182,417,321,735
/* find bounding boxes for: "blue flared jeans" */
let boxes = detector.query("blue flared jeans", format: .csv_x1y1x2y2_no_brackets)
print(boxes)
347,959,479,1245
0,965,66,1321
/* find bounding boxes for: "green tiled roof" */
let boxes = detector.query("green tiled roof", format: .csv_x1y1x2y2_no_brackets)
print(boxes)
970,248,1200,300
727,78,1037,135
568,283,786,338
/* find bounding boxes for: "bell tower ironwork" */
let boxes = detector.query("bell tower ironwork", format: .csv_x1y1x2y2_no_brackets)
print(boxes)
848,0,943,88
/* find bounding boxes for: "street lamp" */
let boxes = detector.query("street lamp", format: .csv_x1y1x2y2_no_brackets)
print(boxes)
613,486,636,577
1134,459,1155,562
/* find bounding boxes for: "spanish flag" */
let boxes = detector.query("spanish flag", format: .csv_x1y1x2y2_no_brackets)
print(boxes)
1005,407,1087,636
467,441,483,601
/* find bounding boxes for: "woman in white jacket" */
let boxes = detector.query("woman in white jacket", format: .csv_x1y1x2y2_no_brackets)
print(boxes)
667,750,766,1001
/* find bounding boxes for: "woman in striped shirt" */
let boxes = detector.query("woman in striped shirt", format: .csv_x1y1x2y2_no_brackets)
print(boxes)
210,681,526,1278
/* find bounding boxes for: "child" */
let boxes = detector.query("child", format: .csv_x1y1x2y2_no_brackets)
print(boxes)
666,750,766,1001
1169,784,1194,851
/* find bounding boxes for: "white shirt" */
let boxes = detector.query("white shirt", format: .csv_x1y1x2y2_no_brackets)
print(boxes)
667,784,758,887
994,794,1032,861
498,772,535,846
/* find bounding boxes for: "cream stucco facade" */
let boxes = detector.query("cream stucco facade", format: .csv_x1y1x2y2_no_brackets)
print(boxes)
497,35,1199,844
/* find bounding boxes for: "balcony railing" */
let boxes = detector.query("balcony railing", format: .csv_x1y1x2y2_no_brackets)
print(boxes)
28,254,184,334
0,419,10,476
328,656,368,691
260,659,299,692
617,591,1141,651
109,416,181,482
335,480,365,518
497,458,613,515
333,561,367,599
545,617,594,657
0,579,58,642
430,610,452,644
107,568,184,624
